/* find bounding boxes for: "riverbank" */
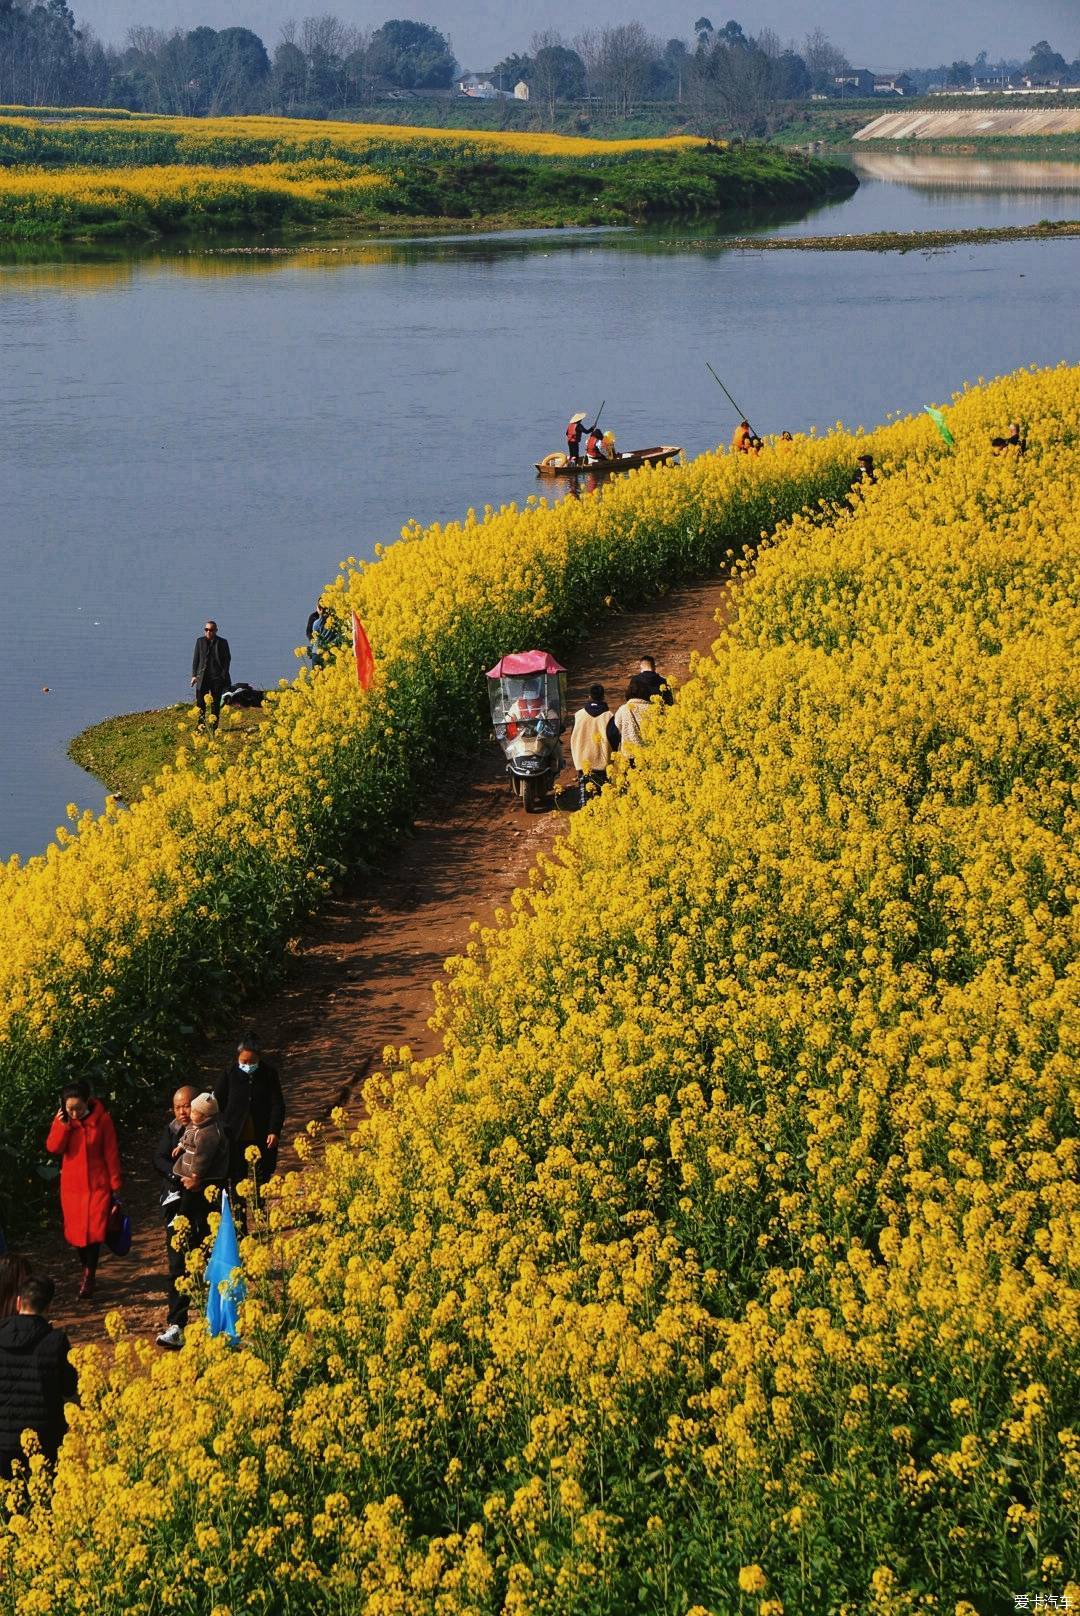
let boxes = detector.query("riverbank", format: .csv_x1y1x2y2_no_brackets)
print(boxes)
69,704,266,800
0,111,855,239
698,218,1080,252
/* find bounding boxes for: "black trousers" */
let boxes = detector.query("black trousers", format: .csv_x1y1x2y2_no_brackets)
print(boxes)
195,680,225,720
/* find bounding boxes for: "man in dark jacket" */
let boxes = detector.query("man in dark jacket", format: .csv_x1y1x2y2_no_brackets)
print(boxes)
635,655,673,707
214,1034,286,1203
0,1275,77,1477
191,620,231,723
153,1085,195,1352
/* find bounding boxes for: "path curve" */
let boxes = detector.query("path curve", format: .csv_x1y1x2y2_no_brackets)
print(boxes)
32,575,733,1346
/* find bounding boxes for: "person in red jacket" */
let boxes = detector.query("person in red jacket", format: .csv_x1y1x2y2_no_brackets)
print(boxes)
45,1082,122,1300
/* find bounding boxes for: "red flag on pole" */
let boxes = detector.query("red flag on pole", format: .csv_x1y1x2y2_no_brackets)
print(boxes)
352,612,375,691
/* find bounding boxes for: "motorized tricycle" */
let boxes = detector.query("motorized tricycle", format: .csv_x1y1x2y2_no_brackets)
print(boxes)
486,650,567,813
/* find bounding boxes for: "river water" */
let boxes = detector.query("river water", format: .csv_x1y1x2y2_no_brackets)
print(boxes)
1,154,1077,858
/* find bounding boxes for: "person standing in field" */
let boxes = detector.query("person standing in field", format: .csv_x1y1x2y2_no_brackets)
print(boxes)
215,1034,286,1204
0,1275,77,1479
191,619,231,723
153,1085,196,1351
45,1082,122,1300
570,683,612,793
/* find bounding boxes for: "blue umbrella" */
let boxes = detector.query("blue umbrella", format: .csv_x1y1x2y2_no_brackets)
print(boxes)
205,1192,245,1342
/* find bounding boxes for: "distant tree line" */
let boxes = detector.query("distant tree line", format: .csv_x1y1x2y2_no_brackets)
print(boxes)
0,4,1078,125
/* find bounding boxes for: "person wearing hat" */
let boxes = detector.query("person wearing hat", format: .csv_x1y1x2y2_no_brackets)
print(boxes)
566,412,589,464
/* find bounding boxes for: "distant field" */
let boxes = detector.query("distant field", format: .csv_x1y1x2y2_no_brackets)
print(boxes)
0,108,856,239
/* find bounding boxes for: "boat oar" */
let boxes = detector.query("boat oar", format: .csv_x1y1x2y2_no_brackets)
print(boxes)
705,363,755,437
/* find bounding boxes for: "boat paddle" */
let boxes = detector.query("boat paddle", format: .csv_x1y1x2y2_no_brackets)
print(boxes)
705,363,756,438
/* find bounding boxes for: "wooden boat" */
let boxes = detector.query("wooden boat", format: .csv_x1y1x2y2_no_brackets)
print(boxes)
535,445,681,478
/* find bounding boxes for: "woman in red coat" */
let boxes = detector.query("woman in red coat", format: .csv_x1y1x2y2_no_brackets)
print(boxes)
45,1081,122,1299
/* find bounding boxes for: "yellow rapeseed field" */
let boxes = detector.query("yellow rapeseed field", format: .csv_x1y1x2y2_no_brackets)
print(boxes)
0,105,707,160
0,160,386,229
1,366,1077,1613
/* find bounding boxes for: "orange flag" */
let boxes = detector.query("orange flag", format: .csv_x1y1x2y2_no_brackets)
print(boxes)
352,612,375,691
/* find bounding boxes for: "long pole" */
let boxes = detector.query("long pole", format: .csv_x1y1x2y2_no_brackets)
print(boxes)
705,363,754,436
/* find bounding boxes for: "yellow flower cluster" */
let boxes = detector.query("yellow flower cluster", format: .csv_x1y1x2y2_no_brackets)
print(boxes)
2,366,1077,1614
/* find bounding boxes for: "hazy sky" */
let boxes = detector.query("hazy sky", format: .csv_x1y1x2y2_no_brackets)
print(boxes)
71,0,1080,69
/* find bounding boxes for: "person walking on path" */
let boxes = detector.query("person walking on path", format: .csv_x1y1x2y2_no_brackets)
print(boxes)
607,676,653,761
570,684,613,794
635,656,673,707
191,619,231,724
153,1086,196,1351
45,1082,122,1300
214,1034,286,1207
0,1275,77,1478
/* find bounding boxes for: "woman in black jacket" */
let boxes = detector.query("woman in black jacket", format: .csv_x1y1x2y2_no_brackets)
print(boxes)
213,1033,286,1199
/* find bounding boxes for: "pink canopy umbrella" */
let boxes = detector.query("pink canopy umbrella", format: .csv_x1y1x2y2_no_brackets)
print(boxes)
486,650,566,678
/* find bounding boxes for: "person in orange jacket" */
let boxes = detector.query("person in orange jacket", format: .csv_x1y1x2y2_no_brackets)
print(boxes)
46,1082,122,1300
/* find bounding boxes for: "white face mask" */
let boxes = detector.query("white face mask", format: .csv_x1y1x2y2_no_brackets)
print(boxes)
238,1061,258,1074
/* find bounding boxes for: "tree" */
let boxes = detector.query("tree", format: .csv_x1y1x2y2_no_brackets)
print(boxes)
271,37,307,111
1027,39,1067,79
368,19,455,90
688,27,775,137
491,51,531,92
591,22,657,119
528,30,584,126
210,27,270,112
803,27,849,94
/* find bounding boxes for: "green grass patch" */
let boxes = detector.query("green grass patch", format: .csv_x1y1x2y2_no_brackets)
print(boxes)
69,703,266,799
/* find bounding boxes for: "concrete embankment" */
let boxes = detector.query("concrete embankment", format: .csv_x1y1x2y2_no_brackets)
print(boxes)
855,107,1080,141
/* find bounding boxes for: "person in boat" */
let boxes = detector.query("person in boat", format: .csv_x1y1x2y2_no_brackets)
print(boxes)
731,420,752,454
990,421,1026,455
566,412,589,464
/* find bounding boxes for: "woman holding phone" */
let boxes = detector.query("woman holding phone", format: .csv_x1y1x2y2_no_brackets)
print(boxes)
45,1081,122,1299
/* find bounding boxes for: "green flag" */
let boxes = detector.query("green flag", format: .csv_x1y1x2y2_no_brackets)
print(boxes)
924,405,955,447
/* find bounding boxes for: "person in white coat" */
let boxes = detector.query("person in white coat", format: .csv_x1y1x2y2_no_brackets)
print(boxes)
570,684,612,792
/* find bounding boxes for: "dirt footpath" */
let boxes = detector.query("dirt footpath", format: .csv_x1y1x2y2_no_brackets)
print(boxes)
36,575,733,1346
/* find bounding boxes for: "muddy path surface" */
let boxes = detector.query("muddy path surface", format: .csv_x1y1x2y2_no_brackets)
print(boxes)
28,574,732,1348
